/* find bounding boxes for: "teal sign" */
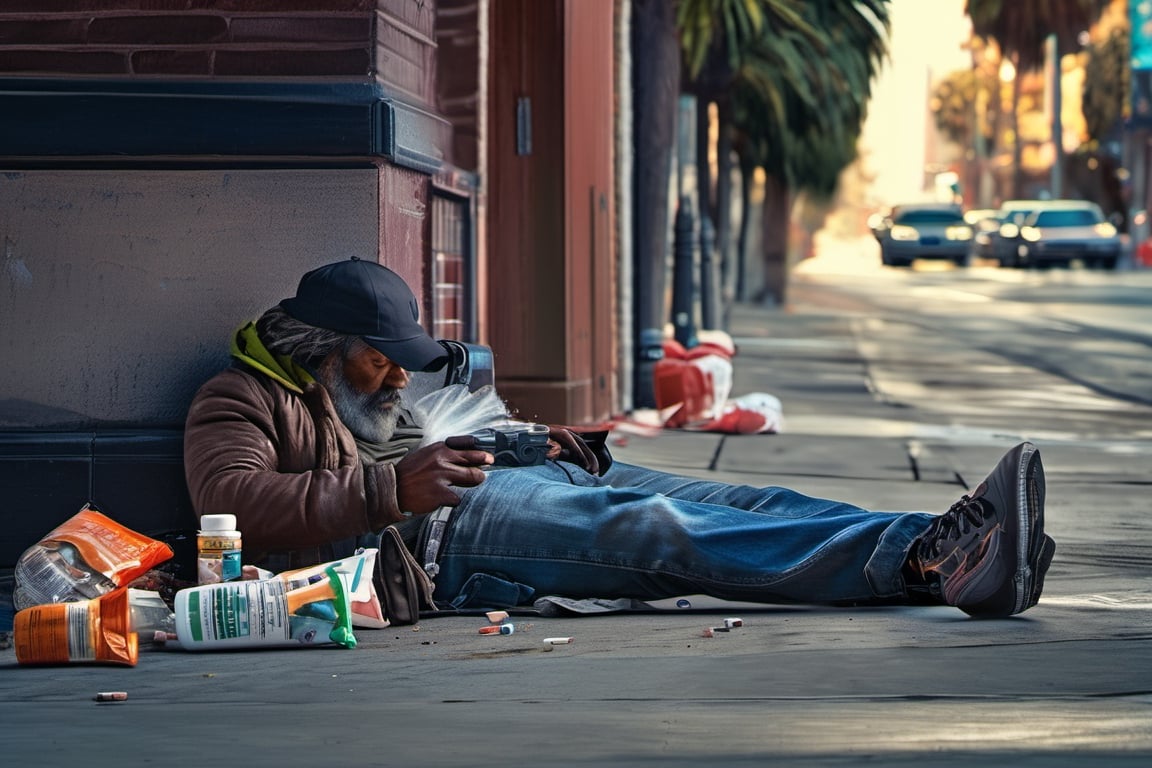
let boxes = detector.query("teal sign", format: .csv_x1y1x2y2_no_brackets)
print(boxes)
1133,0,1152,70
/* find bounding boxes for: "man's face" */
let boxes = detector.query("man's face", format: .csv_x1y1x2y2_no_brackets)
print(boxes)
318,341,410,443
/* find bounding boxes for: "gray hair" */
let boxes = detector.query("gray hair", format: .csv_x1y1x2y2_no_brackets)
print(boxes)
256,306,362,367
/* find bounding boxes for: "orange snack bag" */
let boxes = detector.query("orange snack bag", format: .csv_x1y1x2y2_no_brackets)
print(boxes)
14,503,174,610
14,587,138,666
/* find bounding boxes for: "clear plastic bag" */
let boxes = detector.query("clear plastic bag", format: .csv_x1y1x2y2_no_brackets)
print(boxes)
14,503,174,610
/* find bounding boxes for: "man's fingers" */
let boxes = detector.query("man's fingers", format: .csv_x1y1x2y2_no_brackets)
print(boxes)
450,449,493,468
548,427,598,474
450,465,488,488
445,434,478,450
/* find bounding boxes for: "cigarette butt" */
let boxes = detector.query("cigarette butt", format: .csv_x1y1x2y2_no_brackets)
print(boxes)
723,618,743,628
94,691,127,702
486,610,510,623
542,637,572,645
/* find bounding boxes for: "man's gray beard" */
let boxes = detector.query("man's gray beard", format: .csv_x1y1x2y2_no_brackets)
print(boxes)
316,359,401,445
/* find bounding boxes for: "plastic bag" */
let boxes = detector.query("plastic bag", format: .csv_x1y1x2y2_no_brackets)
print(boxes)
14,503,174,610
409,384,515,446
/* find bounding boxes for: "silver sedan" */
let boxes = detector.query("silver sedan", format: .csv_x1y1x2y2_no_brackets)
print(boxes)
871,204,974,268
1015,201,1121,270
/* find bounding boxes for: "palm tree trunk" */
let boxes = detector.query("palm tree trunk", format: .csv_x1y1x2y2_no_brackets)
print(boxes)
696,96,719,330
736,152,754,302
758,171,791,307
714,97,734,326
630,0,680,407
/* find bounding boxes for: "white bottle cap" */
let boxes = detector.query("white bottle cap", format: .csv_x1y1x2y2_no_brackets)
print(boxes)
200,514,238,532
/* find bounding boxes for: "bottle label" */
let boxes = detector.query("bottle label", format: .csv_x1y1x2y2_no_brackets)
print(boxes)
183,579,291,644
197,535,242,584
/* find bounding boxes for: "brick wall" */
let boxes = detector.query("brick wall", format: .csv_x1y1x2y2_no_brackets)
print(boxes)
0,1,439,102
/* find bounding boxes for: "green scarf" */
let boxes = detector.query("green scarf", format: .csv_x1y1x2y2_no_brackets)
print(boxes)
230,322,315,394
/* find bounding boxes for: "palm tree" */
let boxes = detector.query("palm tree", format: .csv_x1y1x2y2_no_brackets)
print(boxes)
1077,23,1130,226
1081,25,1128,145
732,0,890,305
930,63,999,205
678,0,889,307
678,0,812,325
965,0,1110,197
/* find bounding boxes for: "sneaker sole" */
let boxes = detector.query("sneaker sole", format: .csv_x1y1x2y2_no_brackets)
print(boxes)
1025,534,1056,611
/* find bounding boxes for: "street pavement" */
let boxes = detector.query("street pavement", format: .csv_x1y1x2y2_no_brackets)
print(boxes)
1,256,1150,766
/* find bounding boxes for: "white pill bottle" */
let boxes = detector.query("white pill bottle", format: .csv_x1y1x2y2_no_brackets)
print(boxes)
196,514,242,585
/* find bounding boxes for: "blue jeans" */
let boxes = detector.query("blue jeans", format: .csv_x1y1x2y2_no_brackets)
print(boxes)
431,461,934,610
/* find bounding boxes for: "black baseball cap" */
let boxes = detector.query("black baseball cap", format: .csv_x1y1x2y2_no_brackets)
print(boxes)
280,257,448,372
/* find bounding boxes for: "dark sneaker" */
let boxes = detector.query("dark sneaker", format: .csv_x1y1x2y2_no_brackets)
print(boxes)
910,442,1053,617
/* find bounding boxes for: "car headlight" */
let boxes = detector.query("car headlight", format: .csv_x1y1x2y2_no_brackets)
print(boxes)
945,226,973,241
1094,222,1117,237
1020,226,1041,242
1000,223,1019,238
890,225,919,240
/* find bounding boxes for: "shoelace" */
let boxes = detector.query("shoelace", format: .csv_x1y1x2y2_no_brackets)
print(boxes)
922,494,988,557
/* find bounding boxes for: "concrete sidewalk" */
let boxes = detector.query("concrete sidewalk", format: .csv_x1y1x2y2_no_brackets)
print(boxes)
1,298,1149,766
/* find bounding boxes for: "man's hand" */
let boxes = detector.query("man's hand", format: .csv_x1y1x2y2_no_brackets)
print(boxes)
394,441,493,514
546,426,599,475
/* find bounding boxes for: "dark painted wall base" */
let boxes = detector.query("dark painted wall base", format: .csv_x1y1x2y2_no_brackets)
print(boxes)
0,429,195,568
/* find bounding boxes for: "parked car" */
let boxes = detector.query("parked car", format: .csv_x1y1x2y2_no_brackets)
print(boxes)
870,203,973,267
977,199,1045,266
1014,200,1121,269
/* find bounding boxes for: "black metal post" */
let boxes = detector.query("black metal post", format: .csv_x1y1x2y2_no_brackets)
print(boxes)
671,195,698,348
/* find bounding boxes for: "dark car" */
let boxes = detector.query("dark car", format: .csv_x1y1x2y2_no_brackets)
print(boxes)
870,203,973,267
1014,201,1121,269
977,199,1045,267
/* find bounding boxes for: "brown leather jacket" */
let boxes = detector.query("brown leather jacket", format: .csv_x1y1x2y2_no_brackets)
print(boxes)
183,364,405,570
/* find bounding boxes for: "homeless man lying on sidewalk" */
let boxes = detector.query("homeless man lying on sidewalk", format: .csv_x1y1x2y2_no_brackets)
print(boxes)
183,257,1056,620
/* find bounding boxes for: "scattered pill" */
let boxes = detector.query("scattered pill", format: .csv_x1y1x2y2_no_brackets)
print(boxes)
486,610,510,623
723,618,743,628
94,691,127,702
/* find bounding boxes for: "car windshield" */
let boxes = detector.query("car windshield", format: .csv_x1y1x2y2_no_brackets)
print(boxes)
1032,209,1100,227
896,210,964,225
